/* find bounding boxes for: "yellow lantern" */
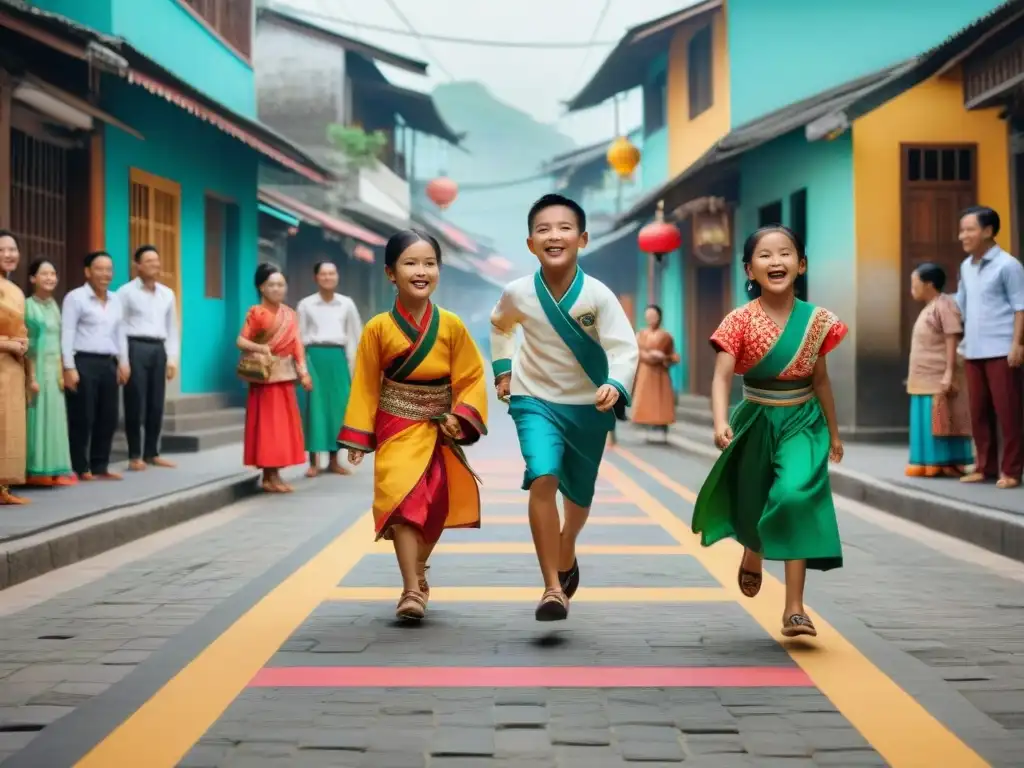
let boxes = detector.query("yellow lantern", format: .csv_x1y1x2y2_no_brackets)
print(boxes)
606,135,641,178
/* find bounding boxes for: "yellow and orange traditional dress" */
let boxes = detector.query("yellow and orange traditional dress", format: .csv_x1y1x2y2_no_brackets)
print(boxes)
339,300,488,543
0,276,28,502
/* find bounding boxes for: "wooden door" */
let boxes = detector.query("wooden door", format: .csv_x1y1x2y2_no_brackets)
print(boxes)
900,145,976,358
129,169,181,307
692,265,730,396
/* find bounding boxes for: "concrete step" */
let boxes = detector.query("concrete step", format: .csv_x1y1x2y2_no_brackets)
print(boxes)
676,405,714,427
113,424,244,455
117,407,246,434
164,392,243,416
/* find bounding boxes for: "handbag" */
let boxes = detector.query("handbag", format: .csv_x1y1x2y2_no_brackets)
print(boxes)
237,352,272,384
931,391,970,438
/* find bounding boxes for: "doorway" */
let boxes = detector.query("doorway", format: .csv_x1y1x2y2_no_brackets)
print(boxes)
899,144,976,358
689,263,731,396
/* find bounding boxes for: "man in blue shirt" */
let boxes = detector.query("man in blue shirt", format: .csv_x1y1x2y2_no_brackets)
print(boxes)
955,206,1024,489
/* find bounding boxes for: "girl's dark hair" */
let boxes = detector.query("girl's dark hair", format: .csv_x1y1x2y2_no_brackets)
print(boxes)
646,304,663,321
28,258,54,279
742,225,808,300
313,260,336,276
254,262,283,295
0,229,19,248
384,229,442,270
914,262,946,292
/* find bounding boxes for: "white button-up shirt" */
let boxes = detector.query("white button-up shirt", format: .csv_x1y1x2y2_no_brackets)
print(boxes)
61,284,129,370
297,292,363,370
117,277,180,362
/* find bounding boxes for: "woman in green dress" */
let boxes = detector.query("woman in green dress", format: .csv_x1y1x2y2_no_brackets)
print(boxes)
691,225,847,639
25,259,75,486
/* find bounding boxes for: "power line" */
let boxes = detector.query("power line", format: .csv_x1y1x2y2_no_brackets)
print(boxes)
567,0,614,97
382,0,455,80
272,4,619,49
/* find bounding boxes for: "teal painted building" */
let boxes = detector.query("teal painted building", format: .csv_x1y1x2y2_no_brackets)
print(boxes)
24,0,328,396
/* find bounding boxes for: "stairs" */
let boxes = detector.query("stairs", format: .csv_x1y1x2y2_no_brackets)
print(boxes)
675,393,713,427
114,393,246,455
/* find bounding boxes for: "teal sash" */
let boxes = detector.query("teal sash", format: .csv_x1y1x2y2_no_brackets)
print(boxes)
386,302,441,382
744,299,815,381
534,269,627,419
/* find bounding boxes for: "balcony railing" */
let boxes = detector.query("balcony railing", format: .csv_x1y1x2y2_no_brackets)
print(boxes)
180,0,253,59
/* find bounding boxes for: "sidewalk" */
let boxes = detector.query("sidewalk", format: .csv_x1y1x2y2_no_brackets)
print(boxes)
659,421,1024,563
0,444,265,590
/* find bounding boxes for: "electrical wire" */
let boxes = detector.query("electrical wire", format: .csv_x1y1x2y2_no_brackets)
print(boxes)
566,0,614,97
382,0,455,80
271,4,620,49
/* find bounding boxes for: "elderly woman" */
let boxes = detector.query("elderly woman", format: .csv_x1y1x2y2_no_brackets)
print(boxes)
905,263,973,477
0,230,29,505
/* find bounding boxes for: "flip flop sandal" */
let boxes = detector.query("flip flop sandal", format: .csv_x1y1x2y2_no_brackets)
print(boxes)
782,613,817,638
996,477,1021,489
737,549,762,598
396,590,427,621
535,588,568,622
558,558,580,599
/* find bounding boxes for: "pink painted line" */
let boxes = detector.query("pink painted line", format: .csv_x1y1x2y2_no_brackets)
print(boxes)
248,666,813,688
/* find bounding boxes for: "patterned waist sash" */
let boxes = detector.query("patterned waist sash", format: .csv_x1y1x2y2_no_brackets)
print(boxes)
378,378,453,421
742,377,814,407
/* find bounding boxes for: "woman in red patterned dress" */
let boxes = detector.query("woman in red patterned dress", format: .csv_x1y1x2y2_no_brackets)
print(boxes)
237,263,311,492
691,226,847,639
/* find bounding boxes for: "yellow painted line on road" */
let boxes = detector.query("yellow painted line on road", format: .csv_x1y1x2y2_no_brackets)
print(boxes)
484,515,659,525
75,511,377,768
481,493,631,503
367,542,690,555
607,448,989,768
328,585,731,602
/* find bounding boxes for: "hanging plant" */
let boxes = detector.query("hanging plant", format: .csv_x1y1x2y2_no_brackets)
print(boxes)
326,124,388,169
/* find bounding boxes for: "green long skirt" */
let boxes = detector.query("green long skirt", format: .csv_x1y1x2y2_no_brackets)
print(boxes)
302,346,351,454
691,397,843,571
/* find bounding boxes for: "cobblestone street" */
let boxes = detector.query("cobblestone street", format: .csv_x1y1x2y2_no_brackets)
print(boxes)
0,414,1022,767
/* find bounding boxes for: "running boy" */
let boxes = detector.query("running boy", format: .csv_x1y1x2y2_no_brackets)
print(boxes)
490,194,639,621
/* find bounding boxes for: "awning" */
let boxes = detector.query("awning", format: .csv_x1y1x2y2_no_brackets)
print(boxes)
258,188,386,246
257,201,300,228
565,0,721,112
342,201,410,235
0,0,333,185
351,79,464,146
13,73,143,139
615,60,914,226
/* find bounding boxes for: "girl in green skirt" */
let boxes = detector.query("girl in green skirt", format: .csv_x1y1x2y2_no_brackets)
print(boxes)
25,259,75,486
691,226,847,638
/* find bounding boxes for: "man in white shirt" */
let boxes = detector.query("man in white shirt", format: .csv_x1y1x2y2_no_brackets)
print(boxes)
62,251,130,480
297,261,362,476
118,245,180,471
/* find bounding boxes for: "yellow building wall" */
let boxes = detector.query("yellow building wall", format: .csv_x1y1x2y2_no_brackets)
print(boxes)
852,71,1011,358
666,8,731,177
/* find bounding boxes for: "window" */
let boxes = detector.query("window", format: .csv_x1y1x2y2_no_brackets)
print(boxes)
687,25,713,119
758,200,783,227
129,169,181,301
204,196,225,299
643,70,667,135
180,0,253,59
789,188,807,246
905,146,973,183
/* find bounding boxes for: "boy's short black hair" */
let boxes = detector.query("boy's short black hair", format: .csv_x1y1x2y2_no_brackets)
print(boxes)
527,193,587,233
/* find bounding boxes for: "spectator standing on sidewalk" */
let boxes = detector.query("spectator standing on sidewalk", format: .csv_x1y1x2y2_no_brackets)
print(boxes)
0,230,29,505
118,245,179,472
955,206,1024,490
905,263,973,478
631,304,679,442
62,252,130,482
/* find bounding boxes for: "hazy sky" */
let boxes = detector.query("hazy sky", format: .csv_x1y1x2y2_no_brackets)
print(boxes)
276,0,692,147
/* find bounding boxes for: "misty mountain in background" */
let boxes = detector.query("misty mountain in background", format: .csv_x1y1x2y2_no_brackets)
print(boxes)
413,81,577,274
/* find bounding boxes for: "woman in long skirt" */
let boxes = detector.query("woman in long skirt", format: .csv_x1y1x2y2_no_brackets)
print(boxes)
297,261,362,477
905,263,973,477
691,225,847,639
237,263,311,492
631,304,679,440
0,231,29,505
25,258,75,486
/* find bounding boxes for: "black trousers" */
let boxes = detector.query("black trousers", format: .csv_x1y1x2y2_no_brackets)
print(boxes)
123,338,168,460
66,353,119,475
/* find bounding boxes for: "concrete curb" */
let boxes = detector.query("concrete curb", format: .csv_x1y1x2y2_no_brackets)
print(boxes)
0,473,260,591
663,431,1024,565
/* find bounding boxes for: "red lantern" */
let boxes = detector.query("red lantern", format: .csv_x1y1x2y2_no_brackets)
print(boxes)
426,177,458,210
637,200,681,262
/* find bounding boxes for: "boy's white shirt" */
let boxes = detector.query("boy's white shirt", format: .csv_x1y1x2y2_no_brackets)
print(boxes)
490,270,639,405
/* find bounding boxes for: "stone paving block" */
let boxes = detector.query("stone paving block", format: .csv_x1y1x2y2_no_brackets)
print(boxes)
430,726,496,757
618,737,687,762
549,726,613,746
357,749,427,767
812,751,889,766
739,730,813,758
178,742,234,768
493,704,548,728
681,733,745,754
493,727,552,756
299,728,370,751
802,727,873,752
